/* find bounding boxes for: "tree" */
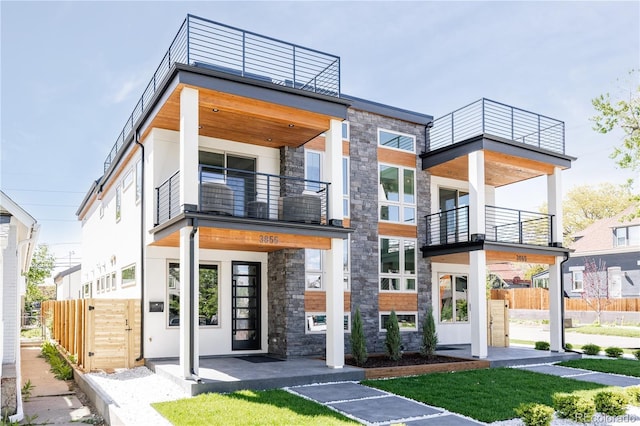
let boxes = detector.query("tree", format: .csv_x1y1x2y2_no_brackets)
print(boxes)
591,70,640,172
24,244,56,310
420,307,438,358
349,306,367,366
384,310,402,361
581,258,613,326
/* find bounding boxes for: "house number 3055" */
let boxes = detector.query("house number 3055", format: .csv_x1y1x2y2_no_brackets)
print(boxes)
259,235,279,244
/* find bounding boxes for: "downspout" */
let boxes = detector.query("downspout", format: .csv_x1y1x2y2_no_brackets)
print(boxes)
189,218,202,382
135,134,145,362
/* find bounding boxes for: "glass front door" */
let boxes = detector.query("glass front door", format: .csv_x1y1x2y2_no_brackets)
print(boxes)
231,262,261,350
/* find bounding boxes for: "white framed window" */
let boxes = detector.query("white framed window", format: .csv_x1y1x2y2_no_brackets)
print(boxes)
379,312,418,332
379,237,416,292
572,270,584,292
115,187,122,222
342,122,350,140
135,159,142,203
123,169,133,190
305,312,351,334
438,273,468,323
305,249,323,290
343,237,351,292
343,157,350,217
379,164,415,224
167,262,219,328
121,264,136,287
105,274,111,292
613,225,640,247
305,150,322,192
100,276,105,293
83,283,90,298
111,271,117,291
378,128,415,153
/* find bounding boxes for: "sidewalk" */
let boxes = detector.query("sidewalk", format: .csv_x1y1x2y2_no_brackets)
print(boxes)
19,341,103,425
510,323,640,350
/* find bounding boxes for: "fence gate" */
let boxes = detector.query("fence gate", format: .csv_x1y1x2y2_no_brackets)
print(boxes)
84,299,141,372
488,299,509,347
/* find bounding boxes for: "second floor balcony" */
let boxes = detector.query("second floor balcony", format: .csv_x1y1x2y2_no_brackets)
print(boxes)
155,166,330,228
424,205,554,249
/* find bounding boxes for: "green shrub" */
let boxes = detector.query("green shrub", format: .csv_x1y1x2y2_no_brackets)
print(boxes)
633,349,640,361
39,341,73,381
552,393,595,423
582,343,601,356
534,341,550,351
420,307,438,358
384,310,402,361
604,347,623,358
626,386,640,406
349,306,367,366
594,390,629,416
564,343,573,350
514,402,554,426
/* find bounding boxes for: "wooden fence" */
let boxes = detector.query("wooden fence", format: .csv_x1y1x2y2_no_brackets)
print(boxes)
41,299,142,372
491,288,640,312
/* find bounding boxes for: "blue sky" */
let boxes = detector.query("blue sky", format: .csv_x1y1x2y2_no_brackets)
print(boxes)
1,1,638,272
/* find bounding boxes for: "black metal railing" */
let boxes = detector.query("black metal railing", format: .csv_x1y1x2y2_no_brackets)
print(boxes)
425,205,552,247
428,99,565,154
104,14,341,172
155,166,330,226
156,171,181,225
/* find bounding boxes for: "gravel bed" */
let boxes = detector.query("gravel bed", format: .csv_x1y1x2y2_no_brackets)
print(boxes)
85,366,187,425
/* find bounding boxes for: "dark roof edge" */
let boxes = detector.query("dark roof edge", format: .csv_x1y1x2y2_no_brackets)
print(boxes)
343,94,433,125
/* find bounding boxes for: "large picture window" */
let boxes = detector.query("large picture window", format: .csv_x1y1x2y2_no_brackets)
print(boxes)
121,264,136,287
379,237,416,292
439,273,468,323
168,263,219,327
379,165,415,224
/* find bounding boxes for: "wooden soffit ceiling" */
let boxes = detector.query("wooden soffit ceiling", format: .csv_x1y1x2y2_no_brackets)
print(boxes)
427,149,559,187
142,84,335,148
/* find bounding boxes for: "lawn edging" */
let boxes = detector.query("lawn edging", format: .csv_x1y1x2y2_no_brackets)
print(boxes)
362,357,490,379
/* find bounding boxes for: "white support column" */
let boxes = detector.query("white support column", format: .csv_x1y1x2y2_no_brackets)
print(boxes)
325,119,345,368
468,151,488,358
179,87,199,379
547,168,564,352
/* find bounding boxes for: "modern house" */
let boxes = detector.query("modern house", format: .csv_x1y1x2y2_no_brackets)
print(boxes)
564,206,640,298
53,264,83,300
1,190,39,421
75,14,574,380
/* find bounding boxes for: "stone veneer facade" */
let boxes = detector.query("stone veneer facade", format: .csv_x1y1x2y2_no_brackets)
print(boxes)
267,106,431,357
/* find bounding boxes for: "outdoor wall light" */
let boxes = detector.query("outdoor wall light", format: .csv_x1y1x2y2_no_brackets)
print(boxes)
288,124,295,127
212,108,219,112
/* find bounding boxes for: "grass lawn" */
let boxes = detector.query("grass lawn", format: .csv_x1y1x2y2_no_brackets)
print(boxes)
152,389,358,426
557,358,640,377
363,368,608,423
570,325,640,338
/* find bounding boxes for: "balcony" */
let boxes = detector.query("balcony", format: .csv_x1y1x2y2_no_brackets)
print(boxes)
425,206,553,248
155,166,330,227
104,14,341,173
422,99,573,188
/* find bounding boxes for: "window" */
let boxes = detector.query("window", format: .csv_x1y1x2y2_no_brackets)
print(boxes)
305,249,323,290
99,204,104,219
305,313,351,333
100,276,105,293
379,165,415,223
168,263,219,327
343,238,351,291
122,264,136,287
111,271,116,291
305,150,322,192
123,170,133,190
105,274,111,292
439,273,468,323
115,187,122,222
342,157,350,217
572,270,584,291
613,225,640,247
380,312,418,331
379,237,416,292
378,129,415,152
83,283,90,298
342,122,349,140
135,159,142,203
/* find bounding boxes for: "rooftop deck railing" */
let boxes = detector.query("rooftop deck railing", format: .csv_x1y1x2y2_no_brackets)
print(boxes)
155,166,330,227
425,205,553,248
428,99,565,155
104,14,341,173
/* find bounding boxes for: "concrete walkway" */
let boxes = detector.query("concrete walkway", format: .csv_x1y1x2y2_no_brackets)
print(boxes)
20,342,99,425
513,363,640,387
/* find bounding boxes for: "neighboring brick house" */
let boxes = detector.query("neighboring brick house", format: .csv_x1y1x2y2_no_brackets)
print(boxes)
76,14,574,379
1,190,39,421
564,206,640,298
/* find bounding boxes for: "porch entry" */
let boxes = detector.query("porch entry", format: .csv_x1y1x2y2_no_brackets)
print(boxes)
232,262,261,350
